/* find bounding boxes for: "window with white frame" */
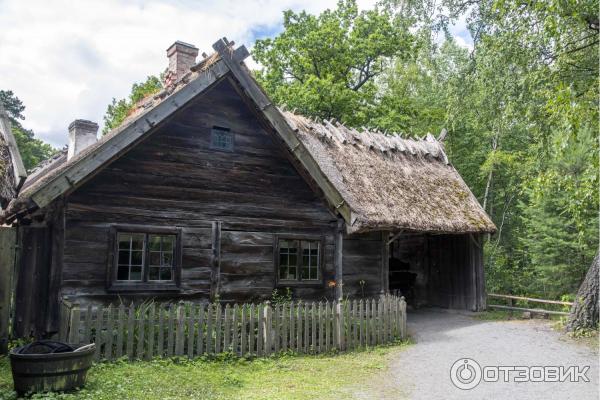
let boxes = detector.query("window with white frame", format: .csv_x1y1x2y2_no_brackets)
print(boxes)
114,230,179,286
276,238,321,284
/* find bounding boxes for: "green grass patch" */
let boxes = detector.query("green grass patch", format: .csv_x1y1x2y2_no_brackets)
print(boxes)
0,342,411,400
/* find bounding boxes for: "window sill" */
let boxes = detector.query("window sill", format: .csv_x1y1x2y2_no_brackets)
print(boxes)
276,280,323,287
107,283,181,293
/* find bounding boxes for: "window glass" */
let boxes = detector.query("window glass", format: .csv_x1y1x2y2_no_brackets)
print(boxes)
210,127,234,151
278,238,320,283
115,232,176,283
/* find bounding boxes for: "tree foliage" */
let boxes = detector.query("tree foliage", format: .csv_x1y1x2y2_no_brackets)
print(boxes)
256,0,599,299
0,90,56,171
102,76,163,134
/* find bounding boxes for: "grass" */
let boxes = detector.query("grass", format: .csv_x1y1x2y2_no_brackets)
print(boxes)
0,342,411,400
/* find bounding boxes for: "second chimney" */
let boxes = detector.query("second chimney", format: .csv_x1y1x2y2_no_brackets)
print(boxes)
165,41,199,86
68,119,98,161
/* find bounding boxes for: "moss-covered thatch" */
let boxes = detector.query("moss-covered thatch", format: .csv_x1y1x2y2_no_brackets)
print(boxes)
284,112,496,234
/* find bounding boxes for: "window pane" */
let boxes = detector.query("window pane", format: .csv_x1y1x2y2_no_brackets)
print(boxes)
302,266,310,280
149,251,161,266
279,265,287,279
130,265,142,280
162,236,175,252
131,250,144,266
288,266,296,279
131,234,145,250
118,233,131,250
118,250,130,266
117,265,129,280
289,254,297,267
149,266,160,281
163,252,173,266
160,268,172,281
148,235,161,251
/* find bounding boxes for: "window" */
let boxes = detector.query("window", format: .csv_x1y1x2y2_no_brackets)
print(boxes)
276,237,322,284
210,126,234,151
110,227,181,290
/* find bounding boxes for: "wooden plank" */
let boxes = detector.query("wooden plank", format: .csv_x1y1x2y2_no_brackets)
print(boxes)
0,227,15,354
352,300,358,349
157,305,165,357
223,304,231,352
206,304,214,355
281,303,288,352
147,304,155,360
68,304,80,344
273,304,280,354
215,303,222,353
197,304,205,356
126,304,135,360
175,303,185,356
370,299,376,346
257,304,263,356
303,303,309,353
93,306,103,360
0,106,27,187
296,303,302,353
264,303,272,355
116,304,125,358
210,221,222,301
232,304,239,355
83,305,92,345
381,231,390,294
187,304,196,358
249,304,255,355
136,305,146,360
318,302,323,353
311,302,316,353
167,304,175,357
105,305,114,361
325,302,330,352
240,305,246,357
335,219,344,300
289,302,295,351
358,300,364,347
488,293,573,306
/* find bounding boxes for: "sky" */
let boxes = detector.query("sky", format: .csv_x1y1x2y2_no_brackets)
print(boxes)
0,0,472,148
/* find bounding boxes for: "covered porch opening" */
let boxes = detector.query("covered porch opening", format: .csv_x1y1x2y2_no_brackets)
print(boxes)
386,232,486,311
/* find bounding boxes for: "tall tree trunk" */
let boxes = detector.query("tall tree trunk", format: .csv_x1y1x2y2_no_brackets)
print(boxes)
566,253,599,331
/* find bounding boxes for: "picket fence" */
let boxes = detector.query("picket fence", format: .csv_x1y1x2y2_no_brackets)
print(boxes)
59,295,407,361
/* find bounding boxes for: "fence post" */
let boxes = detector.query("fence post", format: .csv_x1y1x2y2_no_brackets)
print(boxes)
68,304,80,344
399,296,407,340
335,302,344,351
175,302,185,356
263,301,272,355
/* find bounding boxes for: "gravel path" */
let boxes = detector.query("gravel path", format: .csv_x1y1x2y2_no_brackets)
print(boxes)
355,309,598,400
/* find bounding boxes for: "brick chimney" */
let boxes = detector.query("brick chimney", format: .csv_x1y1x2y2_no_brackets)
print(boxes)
68,119,98,161
164,41,199,86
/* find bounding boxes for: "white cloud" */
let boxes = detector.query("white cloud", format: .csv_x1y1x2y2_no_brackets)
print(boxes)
0,0,468,147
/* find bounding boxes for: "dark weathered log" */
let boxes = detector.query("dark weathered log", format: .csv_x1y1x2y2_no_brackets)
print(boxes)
567,253,599,331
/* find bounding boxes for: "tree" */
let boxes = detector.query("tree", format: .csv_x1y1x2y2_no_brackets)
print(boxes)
102,76,163,134
567,253,599,331
253,0,413,126
0,90,56,171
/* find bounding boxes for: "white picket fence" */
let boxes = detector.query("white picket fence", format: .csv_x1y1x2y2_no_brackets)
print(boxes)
60,295,407,361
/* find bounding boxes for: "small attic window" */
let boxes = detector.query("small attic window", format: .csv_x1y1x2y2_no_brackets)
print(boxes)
210,126,234,151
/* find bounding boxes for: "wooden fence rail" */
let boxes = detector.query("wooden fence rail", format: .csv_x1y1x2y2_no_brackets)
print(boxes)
487,293,573,316
59,295,407,361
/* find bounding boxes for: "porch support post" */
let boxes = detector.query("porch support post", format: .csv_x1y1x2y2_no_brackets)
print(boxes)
381,231,390,295
334,218,344,300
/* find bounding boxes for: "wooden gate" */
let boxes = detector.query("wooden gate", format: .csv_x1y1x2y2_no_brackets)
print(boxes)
0,226,16,354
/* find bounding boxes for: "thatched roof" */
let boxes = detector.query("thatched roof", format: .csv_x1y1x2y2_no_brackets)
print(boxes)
1,38,495,234
283,112,495,234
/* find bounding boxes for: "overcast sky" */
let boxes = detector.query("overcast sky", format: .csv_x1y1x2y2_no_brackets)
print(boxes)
0,0,471,148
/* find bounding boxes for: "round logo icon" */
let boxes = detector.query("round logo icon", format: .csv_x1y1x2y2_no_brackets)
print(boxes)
450,358,482,390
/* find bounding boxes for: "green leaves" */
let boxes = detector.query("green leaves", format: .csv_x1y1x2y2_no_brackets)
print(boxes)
253,0,412,125
102,76,163,135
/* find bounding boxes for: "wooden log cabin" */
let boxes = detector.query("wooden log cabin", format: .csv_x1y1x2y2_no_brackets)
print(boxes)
0,38,496,337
